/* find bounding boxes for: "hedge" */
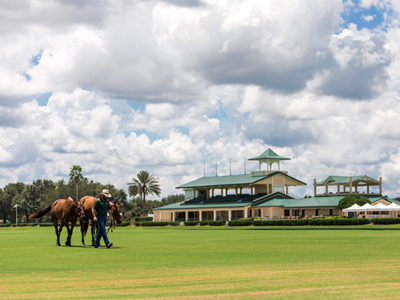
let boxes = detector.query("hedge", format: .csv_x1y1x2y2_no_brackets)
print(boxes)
306,218,370,226
184,221,199,226
228,218,372,226
115,222,131,227
371,217,400,224
200,220,226,226
228,219,253,226
135,216,153,223
136,221,170,226
254,219,308,226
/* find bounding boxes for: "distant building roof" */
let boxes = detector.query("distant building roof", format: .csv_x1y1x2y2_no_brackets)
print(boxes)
317,175,379,185
176,171,306,189
248,148,291,161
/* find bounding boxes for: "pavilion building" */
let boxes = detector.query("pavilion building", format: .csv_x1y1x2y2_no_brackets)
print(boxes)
154,148,392,222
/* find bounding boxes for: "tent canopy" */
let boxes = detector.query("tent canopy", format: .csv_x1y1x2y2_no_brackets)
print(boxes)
343,203,361,212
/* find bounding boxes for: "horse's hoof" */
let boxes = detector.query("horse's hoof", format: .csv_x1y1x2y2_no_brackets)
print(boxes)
57,243,61,246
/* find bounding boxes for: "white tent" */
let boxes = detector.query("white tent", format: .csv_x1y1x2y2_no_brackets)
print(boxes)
360,203,376,211
343,203,361,212
373,203,390,210
387,202,400,210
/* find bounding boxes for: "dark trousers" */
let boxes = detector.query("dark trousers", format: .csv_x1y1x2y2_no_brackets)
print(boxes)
94,216,110,246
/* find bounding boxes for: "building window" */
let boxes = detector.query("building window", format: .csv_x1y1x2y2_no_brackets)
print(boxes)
315,209,319,216
302,210,305,217
284,209,290,216
329,209,333,216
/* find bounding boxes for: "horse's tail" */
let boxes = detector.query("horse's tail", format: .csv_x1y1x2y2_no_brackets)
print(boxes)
29,204,52,219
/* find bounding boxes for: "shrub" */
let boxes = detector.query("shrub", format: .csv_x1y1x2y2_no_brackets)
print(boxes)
116,222,131,227
0,224,10,227
168,221,180,226
371,217,400,224
306,217,370,226
184,221,199,226
39,223,54,227
200,220,226,226
136,221,169,226
228,219,253,226
135,216,153,223
338,194,370,209
254,219,308,226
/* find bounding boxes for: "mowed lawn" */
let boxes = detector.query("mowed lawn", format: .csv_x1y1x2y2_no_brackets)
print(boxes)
1,226,400,299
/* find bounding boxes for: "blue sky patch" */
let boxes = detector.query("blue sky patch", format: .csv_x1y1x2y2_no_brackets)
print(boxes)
341,0,394,31
24,72,31,81
34,92,52,106
127,100,146,112
31,51,43,66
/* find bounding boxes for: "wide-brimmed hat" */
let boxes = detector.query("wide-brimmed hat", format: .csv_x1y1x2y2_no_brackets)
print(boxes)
101,189,112,198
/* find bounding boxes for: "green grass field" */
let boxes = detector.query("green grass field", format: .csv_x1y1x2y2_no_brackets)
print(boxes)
1,225,400,299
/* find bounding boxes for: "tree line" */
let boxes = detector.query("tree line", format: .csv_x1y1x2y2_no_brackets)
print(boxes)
0,167,183,224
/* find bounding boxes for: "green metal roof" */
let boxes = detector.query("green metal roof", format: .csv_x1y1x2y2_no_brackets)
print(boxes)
248,148,291,161
317,175,379,185
255,195,384,208
176,171,306,189
176,174,267,189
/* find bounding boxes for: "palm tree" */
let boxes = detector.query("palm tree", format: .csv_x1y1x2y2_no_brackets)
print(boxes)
128,170,161,216
69,165,83,201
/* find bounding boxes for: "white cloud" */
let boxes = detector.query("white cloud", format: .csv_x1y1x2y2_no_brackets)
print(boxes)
1,1,400,200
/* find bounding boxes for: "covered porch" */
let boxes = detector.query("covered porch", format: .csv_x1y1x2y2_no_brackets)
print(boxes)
155,207,252,222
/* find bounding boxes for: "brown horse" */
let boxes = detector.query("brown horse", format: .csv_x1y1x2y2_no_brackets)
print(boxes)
29,197,86,246
80,196,122,246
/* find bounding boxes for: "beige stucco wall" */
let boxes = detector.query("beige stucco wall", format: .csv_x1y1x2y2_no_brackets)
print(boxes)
154,210,173,222
255,185,267,194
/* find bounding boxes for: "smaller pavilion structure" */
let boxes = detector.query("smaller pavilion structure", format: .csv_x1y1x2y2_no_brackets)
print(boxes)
248,148,290,172
313,175,382,196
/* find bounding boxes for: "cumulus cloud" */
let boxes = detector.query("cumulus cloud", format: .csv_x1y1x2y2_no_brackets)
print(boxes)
2,0,400,199
317,26,392,99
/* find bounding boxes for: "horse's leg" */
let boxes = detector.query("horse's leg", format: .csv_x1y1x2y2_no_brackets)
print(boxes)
91,220,97,246
65,222,72,246
53,217,61,246
81,219,88,246
68,219,77,246
58,221,64,246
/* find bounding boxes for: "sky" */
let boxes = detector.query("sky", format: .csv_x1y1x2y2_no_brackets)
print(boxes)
1,0,400,199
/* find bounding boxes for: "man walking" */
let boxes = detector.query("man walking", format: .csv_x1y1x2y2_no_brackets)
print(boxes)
93,189,113,248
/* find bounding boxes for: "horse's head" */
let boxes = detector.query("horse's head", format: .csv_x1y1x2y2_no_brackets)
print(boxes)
110,201,122,224
73,199,87,223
